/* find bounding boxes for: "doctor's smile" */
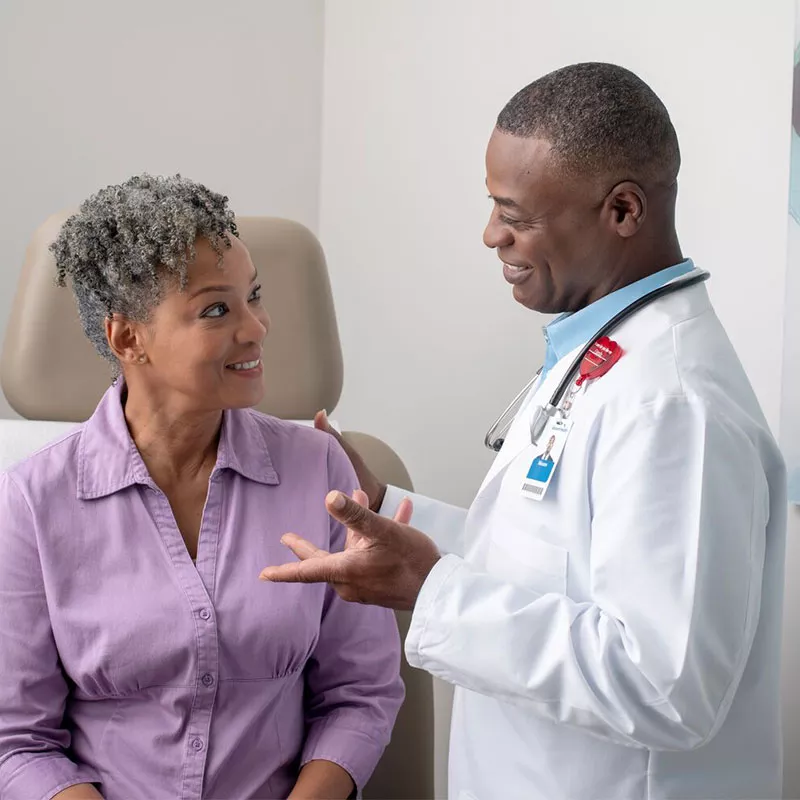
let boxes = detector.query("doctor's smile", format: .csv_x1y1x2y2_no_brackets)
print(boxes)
501,261,534,284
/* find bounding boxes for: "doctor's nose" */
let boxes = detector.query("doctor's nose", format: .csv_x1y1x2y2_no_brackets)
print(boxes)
483,211,514,250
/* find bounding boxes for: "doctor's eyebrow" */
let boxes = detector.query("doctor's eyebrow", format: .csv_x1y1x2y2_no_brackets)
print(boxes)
487,193,524,210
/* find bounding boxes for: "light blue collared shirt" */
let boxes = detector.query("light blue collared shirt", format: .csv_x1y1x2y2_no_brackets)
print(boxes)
540,259,696,381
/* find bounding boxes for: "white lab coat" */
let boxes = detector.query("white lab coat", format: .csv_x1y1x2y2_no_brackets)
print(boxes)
381,279,786,800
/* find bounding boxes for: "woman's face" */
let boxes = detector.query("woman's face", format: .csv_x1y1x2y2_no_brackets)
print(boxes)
130,235,269,412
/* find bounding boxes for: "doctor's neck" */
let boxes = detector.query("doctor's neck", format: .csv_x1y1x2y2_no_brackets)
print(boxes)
597,213,684,299
562,175,685,313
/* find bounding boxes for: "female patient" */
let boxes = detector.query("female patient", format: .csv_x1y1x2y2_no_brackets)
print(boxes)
0,175,403,800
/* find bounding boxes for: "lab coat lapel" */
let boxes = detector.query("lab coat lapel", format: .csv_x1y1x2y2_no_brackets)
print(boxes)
474,351,579,503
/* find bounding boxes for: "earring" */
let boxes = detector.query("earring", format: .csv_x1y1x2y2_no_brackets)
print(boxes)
137,355,147,364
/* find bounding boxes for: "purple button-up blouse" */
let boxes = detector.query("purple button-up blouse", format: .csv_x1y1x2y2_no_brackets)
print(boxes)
0,383,404,799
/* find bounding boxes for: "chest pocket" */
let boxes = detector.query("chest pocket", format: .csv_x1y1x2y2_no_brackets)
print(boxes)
485,508,568,594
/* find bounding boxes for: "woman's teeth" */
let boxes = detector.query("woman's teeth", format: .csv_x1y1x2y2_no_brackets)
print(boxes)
227,359,260,370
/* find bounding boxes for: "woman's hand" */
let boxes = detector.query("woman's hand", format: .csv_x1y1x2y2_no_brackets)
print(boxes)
314,411,387,512
287,759,355,799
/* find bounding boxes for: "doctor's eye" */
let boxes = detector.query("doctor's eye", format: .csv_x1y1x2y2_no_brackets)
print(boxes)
499,214,529,230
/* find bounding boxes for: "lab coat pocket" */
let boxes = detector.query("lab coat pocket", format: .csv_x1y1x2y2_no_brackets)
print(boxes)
487,519,568,594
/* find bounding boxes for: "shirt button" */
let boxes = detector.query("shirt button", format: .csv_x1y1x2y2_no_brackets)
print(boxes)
198,608,211,621
201,673,214,687
191,737,204,751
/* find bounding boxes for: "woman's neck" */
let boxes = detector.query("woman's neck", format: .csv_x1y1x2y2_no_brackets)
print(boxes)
122,382,222,485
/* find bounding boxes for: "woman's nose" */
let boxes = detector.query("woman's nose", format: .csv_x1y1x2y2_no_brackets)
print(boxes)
238,307,270,343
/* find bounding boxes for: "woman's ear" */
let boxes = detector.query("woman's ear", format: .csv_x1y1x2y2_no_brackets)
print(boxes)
105,314,148,365
603,181,647,238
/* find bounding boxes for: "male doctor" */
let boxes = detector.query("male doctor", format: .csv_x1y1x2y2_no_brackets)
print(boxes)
261,63,787,800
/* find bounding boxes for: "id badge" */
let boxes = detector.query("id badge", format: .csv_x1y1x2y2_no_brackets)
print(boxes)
520,415,573,501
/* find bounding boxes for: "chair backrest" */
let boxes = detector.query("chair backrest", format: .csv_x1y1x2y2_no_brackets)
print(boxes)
0,213,432,799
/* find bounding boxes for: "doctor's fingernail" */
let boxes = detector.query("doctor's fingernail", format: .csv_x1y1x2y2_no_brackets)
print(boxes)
329,492,346,510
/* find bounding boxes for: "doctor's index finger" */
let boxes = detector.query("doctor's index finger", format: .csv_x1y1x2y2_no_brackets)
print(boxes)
279,533,328,560
259,553,344,585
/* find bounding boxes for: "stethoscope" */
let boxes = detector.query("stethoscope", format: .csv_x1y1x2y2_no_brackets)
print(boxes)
484,269,711,452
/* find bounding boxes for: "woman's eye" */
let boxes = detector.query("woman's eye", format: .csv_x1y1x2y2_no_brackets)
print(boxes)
249,284,262,303
202,303,228,319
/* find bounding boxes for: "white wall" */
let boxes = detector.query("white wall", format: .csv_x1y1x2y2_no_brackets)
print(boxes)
2,0,798,796
0,0,325,418
319,1,797,796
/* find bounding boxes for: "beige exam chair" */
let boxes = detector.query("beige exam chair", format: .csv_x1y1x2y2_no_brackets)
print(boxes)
0,213,435,800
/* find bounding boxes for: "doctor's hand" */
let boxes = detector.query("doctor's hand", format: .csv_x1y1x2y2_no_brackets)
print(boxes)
259,489,441,610
314,411,387,512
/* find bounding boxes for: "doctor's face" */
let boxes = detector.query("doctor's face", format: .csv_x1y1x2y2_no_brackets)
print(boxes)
483,129,623,314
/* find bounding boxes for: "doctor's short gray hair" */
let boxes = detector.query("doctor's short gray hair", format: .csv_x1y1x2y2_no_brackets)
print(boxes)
497,62,680,186
50,173,238,366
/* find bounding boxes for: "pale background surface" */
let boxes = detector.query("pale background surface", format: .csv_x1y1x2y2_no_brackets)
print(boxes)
2,1,798,797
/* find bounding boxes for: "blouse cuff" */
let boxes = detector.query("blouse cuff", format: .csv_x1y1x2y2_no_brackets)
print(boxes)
0,753,100,800
301,719,387,791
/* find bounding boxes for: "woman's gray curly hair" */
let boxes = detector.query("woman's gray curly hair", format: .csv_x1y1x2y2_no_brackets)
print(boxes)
50,173,238,366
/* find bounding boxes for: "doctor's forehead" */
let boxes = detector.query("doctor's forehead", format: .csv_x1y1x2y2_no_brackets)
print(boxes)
485,131,568,208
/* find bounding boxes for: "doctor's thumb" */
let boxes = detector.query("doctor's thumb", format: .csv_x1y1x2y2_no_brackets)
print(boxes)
326,490,376,533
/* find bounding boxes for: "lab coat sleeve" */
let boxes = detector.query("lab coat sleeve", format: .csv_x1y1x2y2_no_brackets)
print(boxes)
406,394,770,751
380,484,468,557
0,472,101,799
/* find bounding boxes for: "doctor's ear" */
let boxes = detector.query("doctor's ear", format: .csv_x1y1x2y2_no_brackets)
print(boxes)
604,181,646,238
